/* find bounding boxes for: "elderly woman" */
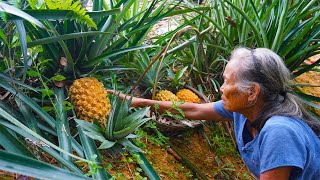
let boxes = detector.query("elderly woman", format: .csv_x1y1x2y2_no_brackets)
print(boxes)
111,47,320,179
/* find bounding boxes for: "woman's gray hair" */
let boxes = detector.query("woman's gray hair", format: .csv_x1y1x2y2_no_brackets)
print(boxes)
230,47,320,135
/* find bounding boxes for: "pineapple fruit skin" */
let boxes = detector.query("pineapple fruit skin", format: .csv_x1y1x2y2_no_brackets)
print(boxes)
155,90,180,102
176,89,201,103
69,77,111,127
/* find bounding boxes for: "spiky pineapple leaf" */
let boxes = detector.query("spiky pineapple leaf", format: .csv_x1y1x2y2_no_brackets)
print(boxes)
98,140,116,149
75,118,103,133
82,131,106,142
118,138,144,153
44,0,97,29
0,150,91,180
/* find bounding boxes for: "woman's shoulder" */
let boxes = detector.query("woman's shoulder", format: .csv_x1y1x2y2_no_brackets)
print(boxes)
261,116,319,143
264,116,305,128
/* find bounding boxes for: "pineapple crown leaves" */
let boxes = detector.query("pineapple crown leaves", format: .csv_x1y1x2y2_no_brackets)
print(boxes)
107,94,151,140
75,93,150,153
44,0,97,29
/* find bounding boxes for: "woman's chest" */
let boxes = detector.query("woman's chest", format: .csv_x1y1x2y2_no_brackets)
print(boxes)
234,117,261,176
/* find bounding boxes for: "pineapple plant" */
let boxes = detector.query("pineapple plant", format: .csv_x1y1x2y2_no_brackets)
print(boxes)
176,89,201,103
69,77,111,127
76,95,151,152
154,90,180,102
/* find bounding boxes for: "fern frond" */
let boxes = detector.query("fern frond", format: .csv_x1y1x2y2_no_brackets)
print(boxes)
0,12,8,22
44,0,97,29
26,0,39,9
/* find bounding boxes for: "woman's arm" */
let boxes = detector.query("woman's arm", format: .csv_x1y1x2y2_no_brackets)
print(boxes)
260,166,292,180
110,91,230,122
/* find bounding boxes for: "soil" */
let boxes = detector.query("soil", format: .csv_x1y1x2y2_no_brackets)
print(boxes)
295,71,320,116
103,124,252,180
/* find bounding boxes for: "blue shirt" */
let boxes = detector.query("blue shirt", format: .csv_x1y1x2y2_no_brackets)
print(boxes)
213,100,320,179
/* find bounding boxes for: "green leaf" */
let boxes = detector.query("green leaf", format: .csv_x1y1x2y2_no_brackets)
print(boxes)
0,2,45,29
0,28,8,45
98,140,116,149
82,131,106,142
15,20,28,80
27,31,109,48
51,74,66,81
7,9,119,21
86,45,159,68
78,126,112,179
75,119,103,133
0,106,88,163
42,89,54,98
118,138,144,153
131,152,160,180
0,150,90,180
54,87,72,162
0,124,34,157
26,70,41,77
44,0,97,29
0,118,84,174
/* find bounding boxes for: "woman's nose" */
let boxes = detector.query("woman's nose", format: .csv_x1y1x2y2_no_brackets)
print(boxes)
220,83,225,93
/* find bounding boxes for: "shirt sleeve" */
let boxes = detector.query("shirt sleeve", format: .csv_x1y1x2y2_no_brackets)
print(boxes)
259,119,306,175
213,100,234,119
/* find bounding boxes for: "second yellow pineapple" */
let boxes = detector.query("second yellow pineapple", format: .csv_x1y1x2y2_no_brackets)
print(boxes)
176,89,201,103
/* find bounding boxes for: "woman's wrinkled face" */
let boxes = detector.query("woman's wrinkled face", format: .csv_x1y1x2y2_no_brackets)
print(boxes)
220,60,250,113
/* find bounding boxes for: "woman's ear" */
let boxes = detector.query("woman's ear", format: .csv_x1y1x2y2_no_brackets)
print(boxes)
248,83,261,102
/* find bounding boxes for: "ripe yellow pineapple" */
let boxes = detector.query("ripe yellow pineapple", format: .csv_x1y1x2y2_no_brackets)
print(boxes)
176,89,201,103
155,90,180,102
69,77,111,127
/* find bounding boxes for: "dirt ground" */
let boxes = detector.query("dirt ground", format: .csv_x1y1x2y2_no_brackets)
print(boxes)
295,70,320,116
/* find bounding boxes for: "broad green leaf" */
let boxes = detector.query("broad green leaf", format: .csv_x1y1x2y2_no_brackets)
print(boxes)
55,87,72,162
0,107,89,163
0,118,84,174
15,20,28,81
0,150,90,180
0,2,45,28
7,9,119,20
27,31,110,48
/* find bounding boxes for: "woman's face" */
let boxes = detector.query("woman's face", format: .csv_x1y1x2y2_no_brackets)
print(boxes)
220,60,250,113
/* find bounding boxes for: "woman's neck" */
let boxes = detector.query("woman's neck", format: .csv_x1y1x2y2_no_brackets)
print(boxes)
242,99,265,123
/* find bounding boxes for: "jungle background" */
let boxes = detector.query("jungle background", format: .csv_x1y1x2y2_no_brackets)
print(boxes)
0,0,319,179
